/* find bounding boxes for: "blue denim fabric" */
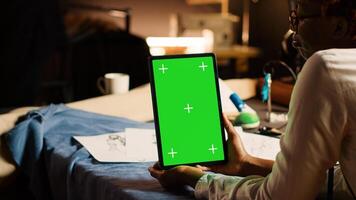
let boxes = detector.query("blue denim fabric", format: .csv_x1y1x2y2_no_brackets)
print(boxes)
6,104,194,200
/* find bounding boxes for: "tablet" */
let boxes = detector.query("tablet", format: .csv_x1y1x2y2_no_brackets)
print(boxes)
148,53,227,169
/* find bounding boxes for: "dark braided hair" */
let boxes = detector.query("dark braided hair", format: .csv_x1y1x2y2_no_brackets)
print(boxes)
303,0,356,37
321,0,355,18
323,0,356,38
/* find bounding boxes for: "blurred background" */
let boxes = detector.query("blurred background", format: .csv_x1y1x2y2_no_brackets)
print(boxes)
1,0,302,111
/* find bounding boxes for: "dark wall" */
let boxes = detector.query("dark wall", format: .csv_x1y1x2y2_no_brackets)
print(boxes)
1,0,290,107
250,0,290,65
100,0,290,77
231,0,290,76
70,0,220,37
72,0,289,73
1,0,66,107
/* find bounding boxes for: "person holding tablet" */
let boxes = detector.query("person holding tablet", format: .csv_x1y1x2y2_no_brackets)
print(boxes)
149,0,356,199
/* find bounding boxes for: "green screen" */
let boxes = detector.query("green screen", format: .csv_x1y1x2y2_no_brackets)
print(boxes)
152,55,225,166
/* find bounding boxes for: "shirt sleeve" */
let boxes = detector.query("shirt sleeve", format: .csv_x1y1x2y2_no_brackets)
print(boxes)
195,52,349,200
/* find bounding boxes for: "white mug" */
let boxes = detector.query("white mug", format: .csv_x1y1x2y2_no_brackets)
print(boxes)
97,73,130,95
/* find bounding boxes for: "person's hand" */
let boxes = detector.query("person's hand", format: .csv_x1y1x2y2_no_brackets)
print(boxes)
148,162,204,191
197,114,250,176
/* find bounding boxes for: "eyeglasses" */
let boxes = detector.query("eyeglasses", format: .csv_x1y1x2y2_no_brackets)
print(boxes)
289,10,299,32
289,9,323,32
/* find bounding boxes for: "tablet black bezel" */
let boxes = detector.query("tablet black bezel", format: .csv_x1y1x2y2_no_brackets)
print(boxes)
148,53,228,169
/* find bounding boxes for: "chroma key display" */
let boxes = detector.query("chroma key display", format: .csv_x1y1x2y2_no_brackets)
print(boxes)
149,54,227,168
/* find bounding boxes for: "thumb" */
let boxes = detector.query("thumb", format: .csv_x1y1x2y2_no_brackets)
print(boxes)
222,114,237,139
148,166,163,179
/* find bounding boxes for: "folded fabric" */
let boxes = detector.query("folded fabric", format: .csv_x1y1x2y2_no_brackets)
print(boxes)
6,104,188,200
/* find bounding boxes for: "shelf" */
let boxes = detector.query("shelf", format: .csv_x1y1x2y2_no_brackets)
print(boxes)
186,0,229,15
186,0,222,5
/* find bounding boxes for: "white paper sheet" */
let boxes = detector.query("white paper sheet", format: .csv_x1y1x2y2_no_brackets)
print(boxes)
125,128,158,162
73,128,158,162
219,78,239,113
235,127,280,160
73,127,280,163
